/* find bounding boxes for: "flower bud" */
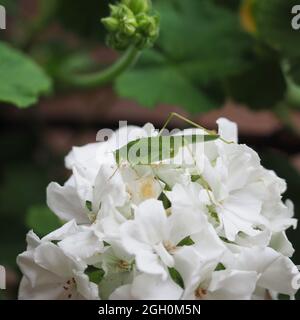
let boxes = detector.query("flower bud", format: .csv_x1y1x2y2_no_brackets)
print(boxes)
137,13,159,38
122,0,151,14
122,21,137,36
109,4,121,17
102,0,159,51
101,17,119,32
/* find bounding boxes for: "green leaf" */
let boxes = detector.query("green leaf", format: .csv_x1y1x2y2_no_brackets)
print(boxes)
86,266,105,285
26,205,62,237
158,192,171,209
191,175,201,182
215,263,226,271
168,267,184,289
156,0,250,66
116,60,217,113
254,0,300,59
115,134,220,165
0,41,52,108
85,200,93,212
227,59,287,109
116,0,251,113
0,164,49,218
177,236,195,247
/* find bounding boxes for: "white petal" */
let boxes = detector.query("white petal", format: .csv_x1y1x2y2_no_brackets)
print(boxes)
26,230,41,250
110,274,183,300
134,199,169,244
74,271,100,300
43,220,80,242
93,164,127,211
17,249,59,288
47,182,89,224
258,254,299,296
217,118,238,143
58,230,104,262
135,251,168,279
18,276,64,300
34,243,84,278
269,232,295,257
169,209,207,245
132,273,183,300
109,284,133,300
234,247,299,296
65,143,100,172
191,224,226,261
207,270,257,300
154,242,174,268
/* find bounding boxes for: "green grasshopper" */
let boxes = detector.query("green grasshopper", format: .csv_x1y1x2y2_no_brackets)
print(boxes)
114,112,227,166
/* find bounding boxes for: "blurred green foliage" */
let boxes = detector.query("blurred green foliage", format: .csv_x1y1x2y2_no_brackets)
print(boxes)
26,205,62,238
0,42,52,108
0,0,299,113
0,126,67,299
116,1,251,112
116,0,300,112
0,134,49,268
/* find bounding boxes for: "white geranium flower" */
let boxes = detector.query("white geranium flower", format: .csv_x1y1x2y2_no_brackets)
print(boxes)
223,246,300,297
120,199,206,279
201,145,268,241
167,182,210,218
65,125,156,172
17,235,99,300
47,125,156,224
97,240,135,299
101,242,134,275
109,273,183,300
18,117,299,300
174,246,257,300
93,164,128,217
120,165,163,206
47,178,91,225
43,220,104,264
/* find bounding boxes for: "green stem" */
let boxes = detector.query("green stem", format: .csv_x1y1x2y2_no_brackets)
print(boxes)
286,78,300,107
62,46,141,88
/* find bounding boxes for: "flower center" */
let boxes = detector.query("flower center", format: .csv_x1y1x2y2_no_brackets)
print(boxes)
140,178,156,199
163,240,177,254
117,260,131,271
195,287,207,299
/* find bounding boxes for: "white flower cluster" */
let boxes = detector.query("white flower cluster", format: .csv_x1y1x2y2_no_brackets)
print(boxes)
17,118,300,300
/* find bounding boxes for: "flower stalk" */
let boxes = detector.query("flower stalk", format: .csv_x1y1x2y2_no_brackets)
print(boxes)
62,0,159,88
